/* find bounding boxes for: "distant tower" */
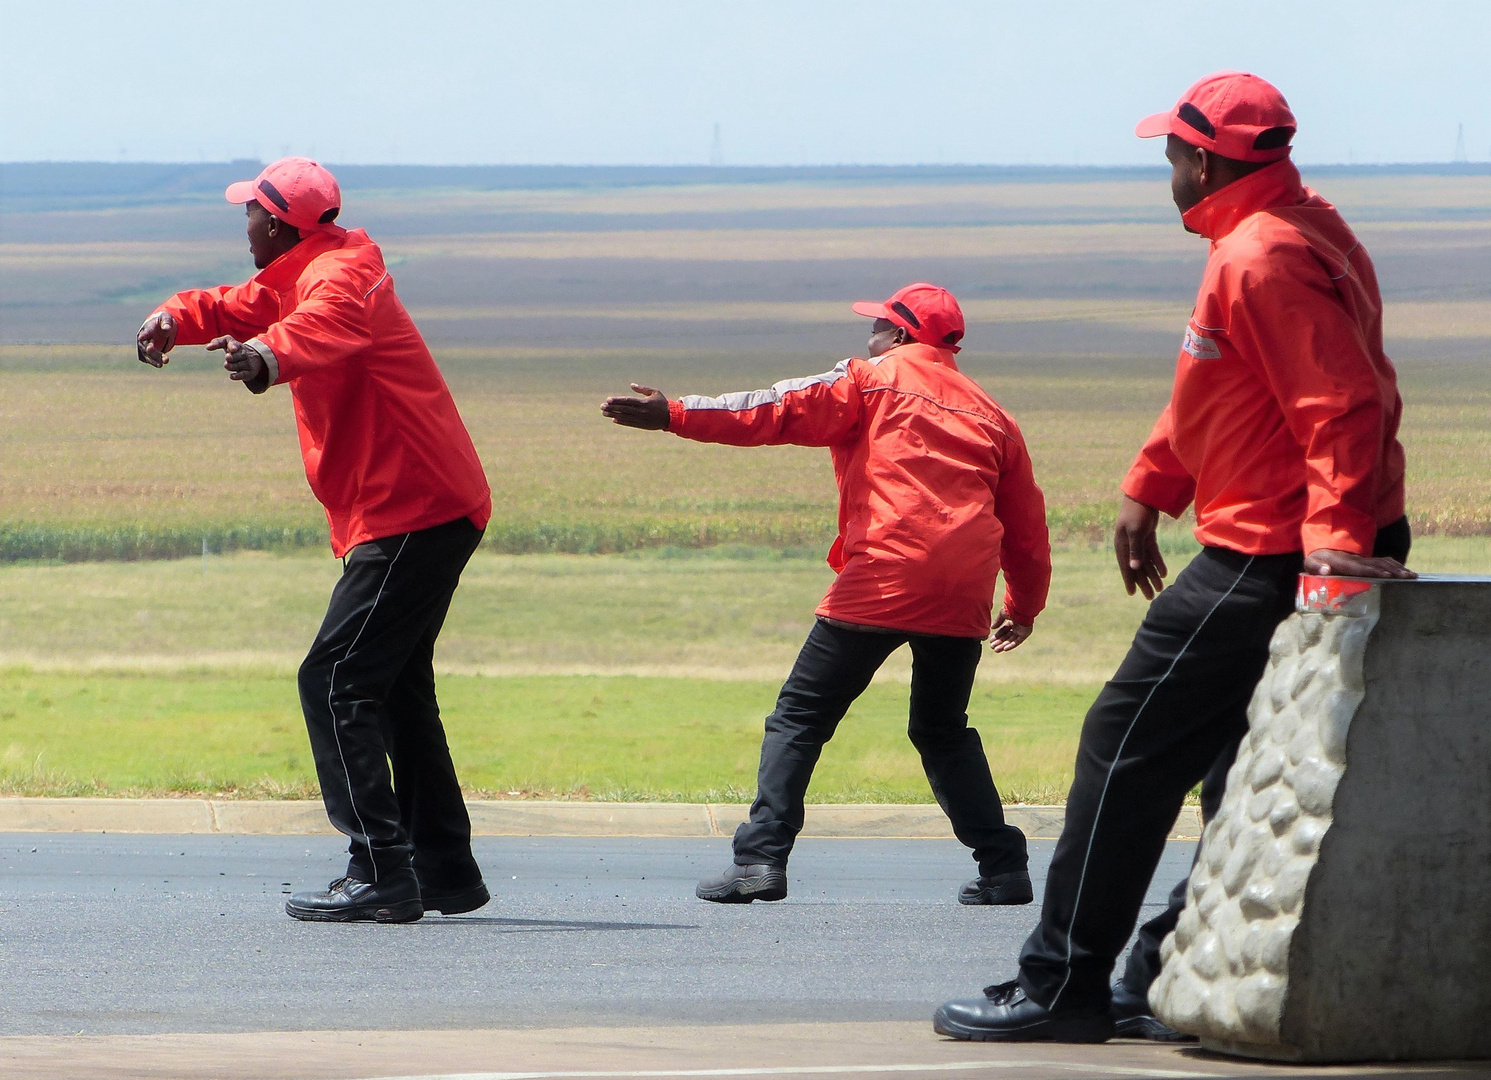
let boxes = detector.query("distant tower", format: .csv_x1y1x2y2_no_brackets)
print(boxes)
710,123,724,167
1454,123,1467,163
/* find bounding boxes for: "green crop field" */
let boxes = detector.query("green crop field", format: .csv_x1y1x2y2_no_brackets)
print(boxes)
1,166,1487,802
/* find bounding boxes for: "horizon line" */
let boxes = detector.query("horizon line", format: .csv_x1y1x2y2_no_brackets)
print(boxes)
4,158,1489,170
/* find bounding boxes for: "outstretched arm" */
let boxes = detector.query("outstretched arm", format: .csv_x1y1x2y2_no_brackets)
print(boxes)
137,280,281,380
601,362,863,448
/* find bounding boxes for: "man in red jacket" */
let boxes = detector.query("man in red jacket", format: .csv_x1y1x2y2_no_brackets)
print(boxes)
935,72,1415,1043
137,158,493,924
602,283,1052,905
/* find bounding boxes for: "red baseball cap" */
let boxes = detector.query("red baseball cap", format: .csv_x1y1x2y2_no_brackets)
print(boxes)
225,157,342,232
1136,71,1296,163
852,282,965,353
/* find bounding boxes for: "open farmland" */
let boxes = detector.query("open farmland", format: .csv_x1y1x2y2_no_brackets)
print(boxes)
0,164,1487,801
2,166,1489,557
1,341,1487,557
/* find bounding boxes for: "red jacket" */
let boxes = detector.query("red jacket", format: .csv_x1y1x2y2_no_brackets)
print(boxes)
667,342,1051,638
160,228,491,557
1124,159,1405,556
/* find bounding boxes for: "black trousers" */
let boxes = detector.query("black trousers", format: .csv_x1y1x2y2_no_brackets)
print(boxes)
1117,742,1236,995
1016,545,1302,1008
1114,516,1413,998
298,516,484,887
732,618,1028,876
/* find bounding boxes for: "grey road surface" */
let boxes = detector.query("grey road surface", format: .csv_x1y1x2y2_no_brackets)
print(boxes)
0,834,1193,1037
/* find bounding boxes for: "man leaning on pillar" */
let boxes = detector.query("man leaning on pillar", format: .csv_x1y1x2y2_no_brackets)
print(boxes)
934,70,1416,1043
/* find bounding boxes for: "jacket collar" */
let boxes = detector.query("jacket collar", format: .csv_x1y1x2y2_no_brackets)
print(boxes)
880,341,959,370
253,227,348,291
1181,157,1306,241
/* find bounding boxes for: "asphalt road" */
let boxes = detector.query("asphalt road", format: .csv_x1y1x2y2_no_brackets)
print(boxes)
0,834,1194,1037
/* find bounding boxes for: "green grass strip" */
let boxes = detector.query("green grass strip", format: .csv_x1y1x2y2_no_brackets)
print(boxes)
0,671,1091,805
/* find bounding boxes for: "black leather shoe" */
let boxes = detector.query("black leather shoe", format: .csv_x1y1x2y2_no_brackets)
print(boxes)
958,870,1034,906
420,879,491,915
1110,982,1193,1041
695,863,787,903
285,874,423,923
933,980,1114,1042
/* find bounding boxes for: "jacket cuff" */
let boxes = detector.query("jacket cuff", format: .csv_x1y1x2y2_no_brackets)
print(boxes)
1301,522,1373,558
245,337,279,394
666,399,685,432
1003,598,1040,627
1121,470,1192,519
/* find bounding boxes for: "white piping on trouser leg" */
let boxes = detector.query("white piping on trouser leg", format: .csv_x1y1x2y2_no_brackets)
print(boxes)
1048,556,1255,1009
327,533,410,883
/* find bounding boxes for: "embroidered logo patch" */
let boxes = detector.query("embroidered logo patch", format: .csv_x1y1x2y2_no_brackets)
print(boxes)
1181,326,1222,360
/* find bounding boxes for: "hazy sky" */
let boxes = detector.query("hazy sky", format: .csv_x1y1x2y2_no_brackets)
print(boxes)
4,1,1489,166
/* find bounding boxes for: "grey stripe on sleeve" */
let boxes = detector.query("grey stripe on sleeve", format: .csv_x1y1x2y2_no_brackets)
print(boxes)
246,337,279,386
680,360,851,412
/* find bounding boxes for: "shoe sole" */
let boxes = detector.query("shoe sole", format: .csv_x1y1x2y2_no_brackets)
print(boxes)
696,872,787,904
422,883,491,915
1113,1015,1196,1042
958,883,1034,906
933,1007,1113,1043
285,898,424,923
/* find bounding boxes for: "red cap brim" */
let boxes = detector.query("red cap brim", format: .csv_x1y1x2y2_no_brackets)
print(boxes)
225,179,259,205
1134,111,1173,139
851,301,891,320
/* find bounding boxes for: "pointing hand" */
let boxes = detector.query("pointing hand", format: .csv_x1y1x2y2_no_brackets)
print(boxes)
207,336,267,384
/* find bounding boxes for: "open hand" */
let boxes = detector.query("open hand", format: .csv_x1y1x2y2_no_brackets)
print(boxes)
1303,549,1417,579
136,312,177,368
601,384,671,430
1115,494,1168,599
207,336,267,384
990,610,1033,653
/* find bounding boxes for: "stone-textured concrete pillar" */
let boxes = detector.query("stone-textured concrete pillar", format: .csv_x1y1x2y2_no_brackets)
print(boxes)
1150,575,1491,1062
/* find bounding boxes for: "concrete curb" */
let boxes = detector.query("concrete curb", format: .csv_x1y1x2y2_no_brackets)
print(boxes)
0,798,1203,840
